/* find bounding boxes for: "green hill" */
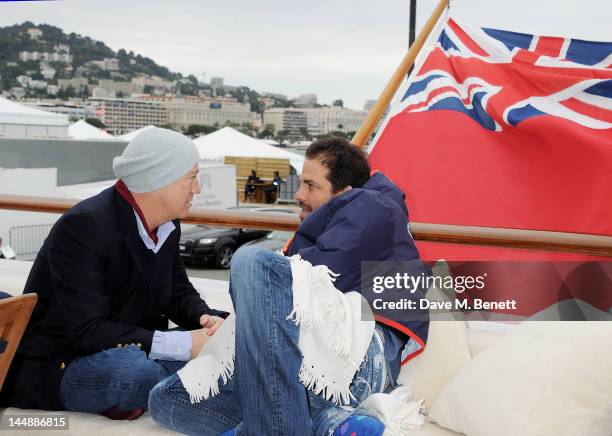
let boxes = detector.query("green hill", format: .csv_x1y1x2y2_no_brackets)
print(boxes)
0,21,291,113
0,21,179,90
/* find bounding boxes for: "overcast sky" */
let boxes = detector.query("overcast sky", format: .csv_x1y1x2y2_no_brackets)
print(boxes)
0,0,610,109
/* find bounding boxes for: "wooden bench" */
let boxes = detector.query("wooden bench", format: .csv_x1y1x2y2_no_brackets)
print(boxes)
0,294,37,391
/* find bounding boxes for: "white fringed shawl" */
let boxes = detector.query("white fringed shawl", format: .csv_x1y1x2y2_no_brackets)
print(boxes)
177,254,375,405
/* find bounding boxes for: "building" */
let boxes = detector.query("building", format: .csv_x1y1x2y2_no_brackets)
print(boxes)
54,44,70,53
87,58,120,71
16,76,31,87
98,79,143,96
293,93,318,107
301,106,368,136
40,63,56,80
26,102,97,121
16,75,49,90
363,99,377,111
0,97,69,138
91,97,169,135
138,95,256,130
46,85,59,96
92,87,113,99
26,28,43,40
19,51,73,63
58,78,89,91
131,75,174,92
262,108,308,139
28,80,48,90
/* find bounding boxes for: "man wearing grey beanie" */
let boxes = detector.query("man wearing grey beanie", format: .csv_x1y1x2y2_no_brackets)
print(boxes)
1,127,227,419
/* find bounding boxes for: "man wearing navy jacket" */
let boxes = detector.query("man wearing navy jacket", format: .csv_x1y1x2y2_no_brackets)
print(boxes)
149,137,429,436
0,128,226,418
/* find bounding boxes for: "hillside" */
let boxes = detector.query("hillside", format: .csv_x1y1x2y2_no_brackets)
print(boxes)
0,22,293,113
0,21,178,88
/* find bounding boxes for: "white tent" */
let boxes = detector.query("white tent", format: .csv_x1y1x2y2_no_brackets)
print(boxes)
118,125,157,142
57,179,116,200
258,138,280,146
194,127,304,173
0,97,68,138
68,120,123,141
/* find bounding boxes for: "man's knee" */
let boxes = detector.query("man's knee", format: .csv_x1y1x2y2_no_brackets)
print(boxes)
80,347,164,387
230,246,281,294
116,347,167,387
230,246,289,308
61,346,166,412
231,245,278,272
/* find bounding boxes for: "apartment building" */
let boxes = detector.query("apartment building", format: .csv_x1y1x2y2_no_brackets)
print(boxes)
302,106,367,136
262,108,308,138
26,28,43,40
139,96,256,130
87,58,120,71
98,79,144,96
91,98,168,135
131,75,174,92
264,106,366,137
19,51,73,63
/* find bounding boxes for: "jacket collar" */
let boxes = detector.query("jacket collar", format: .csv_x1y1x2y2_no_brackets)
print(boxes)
115,180,159,243
112,187,148,289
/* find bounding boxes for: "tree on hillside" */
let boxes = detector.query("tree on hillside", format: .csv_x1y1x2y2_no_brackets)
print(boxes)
276,129,290,143
257,124,275,139
186,124,217,136
298,127,311,140
85,118,105,128
59,85,75,98
316,131,349,140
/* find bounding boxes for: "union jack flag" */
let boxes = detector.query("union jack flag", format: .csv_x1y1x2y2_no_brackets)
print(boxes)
396,19,612,132
369,19,612,261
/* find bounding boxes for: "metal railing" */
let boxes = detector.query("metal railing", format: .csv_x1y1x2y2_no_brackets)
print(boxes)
277,175,299,204
9,224,54,257
1,194,612,257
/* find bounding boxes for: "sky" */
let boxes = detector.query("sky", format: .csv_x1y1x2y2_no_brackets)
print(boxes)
0,0,610,110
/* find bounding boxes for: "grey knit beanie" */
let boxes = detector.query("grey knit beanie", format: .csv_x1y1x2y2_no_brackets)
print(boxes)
113,127,200,193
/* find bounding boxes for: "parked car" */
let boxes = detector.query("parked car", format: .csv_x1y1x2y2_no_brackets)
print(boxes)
179,207,297,268
242,230,294,252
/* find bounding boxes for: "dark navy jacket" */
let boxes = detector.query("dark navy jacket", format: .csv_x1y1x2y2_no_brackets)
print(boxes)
0,187,224,410
287,172,429,362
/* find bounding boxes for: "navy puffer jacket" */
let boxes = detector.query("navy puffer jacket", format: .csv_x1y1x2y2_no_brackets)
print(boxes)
288,172,429,360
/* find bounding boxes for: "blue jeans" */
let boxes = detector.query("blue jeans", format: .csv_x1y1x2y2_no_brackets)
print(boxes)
60,345,185,412
149,246,395,435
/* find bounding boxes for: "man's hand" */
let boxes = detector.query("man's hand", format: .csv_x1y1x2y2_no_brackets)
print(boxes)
190,329,210,359
199,314,224,336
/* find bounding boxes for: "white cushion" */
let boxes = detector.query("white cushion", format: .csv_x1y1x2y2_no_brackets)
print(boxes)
398,272,473,411
429,321,612,436
398,321,471,411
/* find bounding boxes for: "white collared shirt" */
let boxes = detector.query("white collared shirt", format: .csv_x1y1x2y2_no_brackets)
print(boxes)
131,209,192,360
133,210,175,253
